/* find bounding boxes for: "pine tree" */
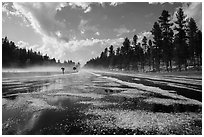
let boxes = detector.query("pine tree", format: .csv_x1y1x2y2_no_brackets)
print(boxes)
142,36,148,52
141,36,147,71
121,38,131,70
132,35,139,71
115,47,122,69
108,45,115,68
158,10,174,71
99,48,108,68
195,30,202,67
187,18,198,66
147,39,153,71
109,45,115,57
151,22,163,71
174,8,188,71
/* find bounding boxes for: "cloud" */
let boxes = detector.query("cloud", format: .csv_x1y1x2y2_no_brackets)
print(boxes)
84,6,92,13
56,2,69,11
17,40,41,51
95,32,100,36
37,36,124,64
68,2,125,13
16,40,30,49
78,19,98,34
55,31,62,37
3,3,18,16
110,2,124,6
12,3,68,40
2,2,29,25
148,2,174,5
114,26,130,36
68,2,92,13
81,30,85,34
65,37,124,52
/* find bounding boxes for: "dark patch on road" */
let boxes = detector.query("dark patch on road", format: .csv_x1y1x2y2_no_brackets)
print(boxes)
99,73,202,102
100,94,201,113
3,94,18,100
149,103,201,113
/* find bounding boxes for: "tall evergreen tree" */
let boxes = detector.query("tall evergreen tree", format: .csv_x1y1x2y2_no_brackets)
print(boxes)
151,22,163,71
195,30,202,67
141,36,147,71
174,8,188,71
109,45,115,57
121,38,131,69
187,18,198,66
132,35,139,71
147,39,153,71
108,45,115,68
104,48,108,57
158,10,174,71
142,36,148,52
115,47,122,69
103,48,108,67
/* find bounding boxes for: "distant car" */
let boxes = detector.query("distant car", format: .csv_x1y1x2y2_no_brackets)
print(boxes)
73,66,77,71
61,67,65,74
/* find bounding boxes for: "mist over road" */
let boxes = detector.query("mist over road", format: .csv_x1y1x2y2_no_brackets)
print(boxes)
2,69,202,135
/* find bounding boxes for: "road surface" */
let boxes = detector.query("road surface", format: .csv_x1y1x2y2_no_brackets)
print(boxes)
2,69,202,135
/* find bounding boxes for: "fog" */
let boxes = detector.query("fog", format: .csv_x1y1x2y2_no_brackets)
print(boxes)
2,66,74,73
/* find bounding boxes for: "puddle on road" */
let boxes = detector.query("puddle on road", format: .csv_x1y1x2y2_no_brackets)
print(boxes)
98,88,202,113
25,98,91,135
2,95,93,135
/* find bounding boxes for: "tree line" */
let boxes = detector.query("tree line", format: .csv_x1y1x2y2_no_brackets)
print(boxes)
2,37,76,68
85,8,202,72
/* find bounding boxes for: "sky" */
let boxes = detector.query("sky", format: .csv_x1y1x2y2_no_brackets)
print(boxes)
2,2,202,65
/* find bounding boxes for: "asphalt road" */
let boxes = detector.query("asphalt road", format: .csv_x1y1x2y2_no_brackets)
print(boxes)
2,69,202,135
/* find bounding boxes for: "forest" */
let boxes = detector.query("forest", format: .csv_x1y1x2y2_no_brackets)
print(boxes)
2,37,76,68
84,8,202,72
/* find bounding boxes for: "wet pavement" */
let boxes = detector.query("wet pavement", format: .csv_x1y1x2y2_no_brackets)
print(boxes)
2,70,202,135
